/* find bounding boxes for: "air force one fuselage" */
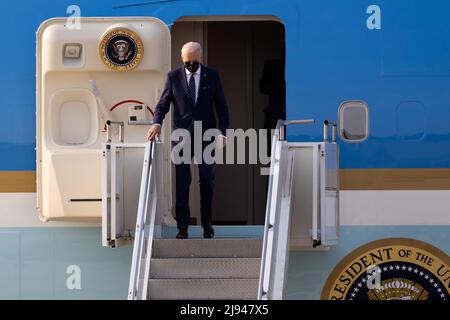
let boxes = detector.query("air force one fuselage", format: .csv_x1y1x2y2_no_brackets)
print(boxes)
0,0,448,300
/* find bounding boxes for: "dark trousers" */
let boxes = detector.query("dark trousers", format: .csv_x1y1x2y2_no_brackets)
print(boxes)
174,141,215,230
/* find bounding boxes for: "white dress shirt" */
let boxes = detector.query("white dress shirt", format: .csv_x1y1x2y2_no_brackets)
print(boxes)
185,65,226,139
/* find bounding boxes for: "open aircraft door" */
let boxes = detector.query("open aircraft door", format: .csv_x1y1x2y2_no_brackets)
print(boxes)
36,18,173,235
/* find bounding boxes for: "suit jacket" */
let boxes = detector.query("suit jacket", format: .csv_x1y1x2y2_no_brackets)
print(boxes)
153,65,230,136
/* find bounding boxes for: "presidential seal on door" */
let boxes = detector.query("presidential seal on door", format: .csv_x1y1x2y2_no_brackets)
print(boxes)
99,28,144,71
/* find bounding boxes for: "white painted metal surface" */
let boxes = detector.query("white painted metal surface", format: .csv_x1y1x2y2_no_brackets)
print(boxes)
289,142,340,248
320,143,339,245
312,144,319,246
258,125,295,300
36,18,170,221
101,142,147,247
340,190,450,226
101,145,110,247
128,141,165,300
2,190,450,228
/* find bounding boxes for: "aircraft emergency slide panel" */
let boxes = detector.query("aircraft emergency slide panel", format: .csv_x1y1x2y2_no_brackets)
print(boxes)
36,18,171,221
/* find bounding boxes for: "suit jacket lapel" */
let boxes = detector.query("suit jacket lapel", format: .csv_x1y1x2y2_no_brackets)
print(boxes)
197,66,208,106
180,67,189,97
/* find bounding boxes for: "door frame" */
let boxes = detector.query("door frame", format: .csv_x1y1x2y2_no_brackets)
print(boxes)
169,15,285,225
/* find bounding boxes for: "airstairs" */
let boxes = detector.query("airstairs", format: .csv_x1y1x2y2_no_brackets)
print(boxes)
126,141,268,300
102,119,340,300
147,238,262,299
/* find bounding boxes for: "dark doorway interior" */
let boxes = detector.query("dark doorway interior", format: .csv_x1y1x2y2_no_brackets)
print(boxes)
171,20,286,225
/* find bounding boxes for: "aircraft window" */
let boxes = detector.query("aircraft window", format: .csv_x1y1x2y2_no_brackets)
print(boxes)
339,101,369,142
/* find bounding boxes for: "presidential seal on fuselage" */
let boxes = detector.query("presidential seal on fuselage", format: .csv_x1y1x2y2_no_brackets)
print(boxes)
321,238,450,300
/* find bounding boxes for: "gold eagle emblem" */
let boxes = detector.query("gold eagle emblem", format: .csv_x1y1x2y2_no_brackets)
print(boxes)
99,28,144,71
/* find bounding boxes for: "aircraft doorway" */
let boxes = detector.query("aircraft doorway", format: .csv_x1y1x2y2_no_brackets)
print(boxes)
171,18,285,226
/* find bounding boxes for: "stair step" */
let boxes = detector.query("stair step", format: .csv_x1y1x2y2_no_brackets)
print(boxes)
153,238,263,258
150,258,261,279
148,279,259,300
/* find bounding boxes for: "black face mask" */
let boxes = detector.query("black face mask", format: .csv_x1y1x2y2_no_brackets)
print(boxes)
184,61,200,73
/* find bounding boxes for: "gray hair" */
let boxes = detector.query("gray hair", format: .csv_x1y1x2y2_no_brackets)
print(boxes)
181,42,202,57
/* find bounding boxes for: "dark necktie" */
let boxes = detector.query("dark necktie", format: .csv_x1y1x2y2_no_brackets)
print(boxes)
188,74,196,105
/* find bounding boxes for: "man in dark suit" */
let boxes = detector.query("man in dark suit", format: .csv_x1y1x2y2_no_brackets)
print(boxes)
147,42,230,239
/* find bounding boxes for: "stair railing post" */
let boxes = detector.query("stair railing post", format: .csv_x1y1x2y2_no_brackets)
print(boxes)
258,119,315,300
128,141,154,300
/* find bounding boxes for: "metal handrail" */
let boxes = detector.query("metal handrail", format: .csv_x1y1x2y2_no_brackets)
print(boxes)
258,118,314,300
128,141,157,300
106,120,125,143
258,123,280,300
323,120,337,143
278,119,315,140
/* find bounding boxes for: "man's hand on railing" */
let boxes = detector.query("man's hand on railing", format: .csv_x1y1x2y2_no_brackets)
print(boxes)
217,135,227,149
147,124,161,141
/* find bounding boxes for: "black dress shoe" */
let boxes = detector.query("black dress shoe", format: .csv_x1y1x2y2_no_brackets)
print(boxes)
203,225,215,239
176,228,188,239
